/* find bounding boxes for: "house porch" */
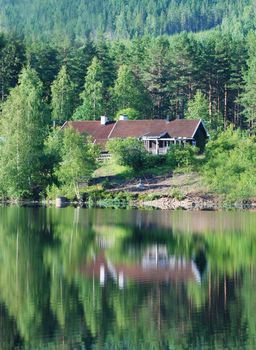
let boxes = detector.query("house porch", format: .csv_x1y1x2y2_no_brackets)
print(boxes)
143,138,194,155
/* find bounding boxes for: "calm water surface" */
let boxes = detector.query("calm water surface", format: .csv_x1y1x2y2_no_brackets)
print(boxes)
0,207,256,349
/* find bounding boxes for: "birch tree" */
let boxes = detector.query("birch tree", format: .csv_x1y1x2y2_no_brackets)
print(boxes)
0,67,49,198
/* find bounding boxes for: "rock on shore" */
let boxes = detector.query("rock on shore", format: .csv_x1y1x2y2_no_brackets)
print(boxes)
142,193,220,210
142,194,256,211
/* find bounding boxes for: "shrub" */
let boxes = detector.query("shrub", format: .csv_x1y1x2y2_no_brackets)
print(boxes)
203,127,256,202
106,138,148,172
166,144,199,171
169,188,186,201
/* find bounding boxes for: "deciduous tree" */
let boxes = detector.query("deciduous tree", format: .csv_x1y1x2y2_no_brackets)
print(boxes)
0,67,49,198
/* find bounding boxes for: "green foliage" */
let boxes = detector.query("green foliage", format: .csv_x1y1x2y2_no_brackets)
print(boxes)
107,138,148,172
143,37,171,119
72,57,105,120
186,91,209,121
115,108,140,120
112,65,151,117
240,32,256,133
0,67,49,199
51,65,74,122
166,144,199,172
26,43,60,100
137,192,163,201
0,9,255,202
203,126,256,202
53,127,100,199
169,188,186,200
0,37,24,101
0,29,252,130
0,0,248,40
186,90,223,132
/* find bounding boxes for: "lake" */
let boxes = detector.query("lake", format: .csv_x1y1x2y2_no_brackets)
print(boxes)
0,207,256,349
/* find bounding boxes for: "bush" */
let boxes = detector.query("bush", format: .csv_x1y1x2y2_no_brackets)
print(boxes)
169,188,186,200
107,138,148,172
203,127,256,202
166,144,199,171
137,193,163,201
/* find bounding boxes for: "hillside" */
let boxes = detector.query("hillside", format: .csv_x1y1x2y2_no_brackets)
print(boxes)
0,0,250,41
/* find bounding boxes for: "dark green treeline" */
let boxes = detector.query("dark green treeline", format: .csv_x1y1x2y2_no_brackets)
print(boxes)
0,30,255,128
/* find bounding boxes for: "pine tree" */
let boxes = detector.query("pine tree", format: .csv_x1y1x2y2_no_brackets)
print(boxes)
51,65,74,123
26,43,60,100
0,38,25,101
169,33,199,118
72,57,105,120
240,32,256,133
228,38,247,127
64,40,96,104
214,34,232,128
143,37,171,119
113,65,151,117
0,67,49,198
96,39,116,114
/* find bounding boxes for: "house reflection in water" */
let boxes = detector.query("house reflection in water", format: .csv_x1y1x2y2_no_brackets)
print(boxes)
80,245,202,289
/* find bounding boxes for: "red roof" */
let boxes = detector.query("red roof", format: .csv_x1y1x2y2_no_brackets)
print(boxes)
64,120,115,145
62,119,204,147
166,119,201,138
109,120,170,138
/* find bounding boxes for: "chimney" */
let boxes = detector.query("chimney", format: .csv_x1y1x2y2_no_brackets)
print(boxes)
119,115,129,121
100,115,108,125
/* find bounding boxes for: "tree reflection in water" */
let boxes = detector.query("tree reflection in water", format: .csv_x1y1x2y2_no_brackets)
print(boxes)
0,207,255,349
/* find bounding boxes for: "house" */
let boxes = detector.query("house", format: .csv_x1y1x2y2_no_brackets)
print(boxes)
62,116,209,154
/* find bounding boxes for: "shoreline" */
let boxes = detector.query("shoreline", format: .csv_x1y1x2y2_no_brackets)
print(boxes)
1,172,255,211
1,194,256,211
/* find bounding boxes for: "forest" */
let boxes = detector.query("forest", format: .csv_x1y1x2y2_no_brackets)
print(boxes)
0,1,256,201
0,30,255,128
0,0,251,41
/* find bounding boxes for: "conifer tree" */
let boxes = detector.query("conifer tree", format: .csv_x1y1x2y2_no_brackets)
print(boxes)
51,65,74,123
0,38,25,101
113,65,151,117
169,33,199,118
240,32,256,133
64,40,96,102
72,57,105,120
0,67,49,198
186,91,209,121
26,43,60,100
143,37,171,119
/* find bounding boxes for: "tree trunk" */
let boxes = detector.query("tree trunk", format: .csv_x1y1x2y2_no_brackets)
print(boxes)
224,84,228,129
